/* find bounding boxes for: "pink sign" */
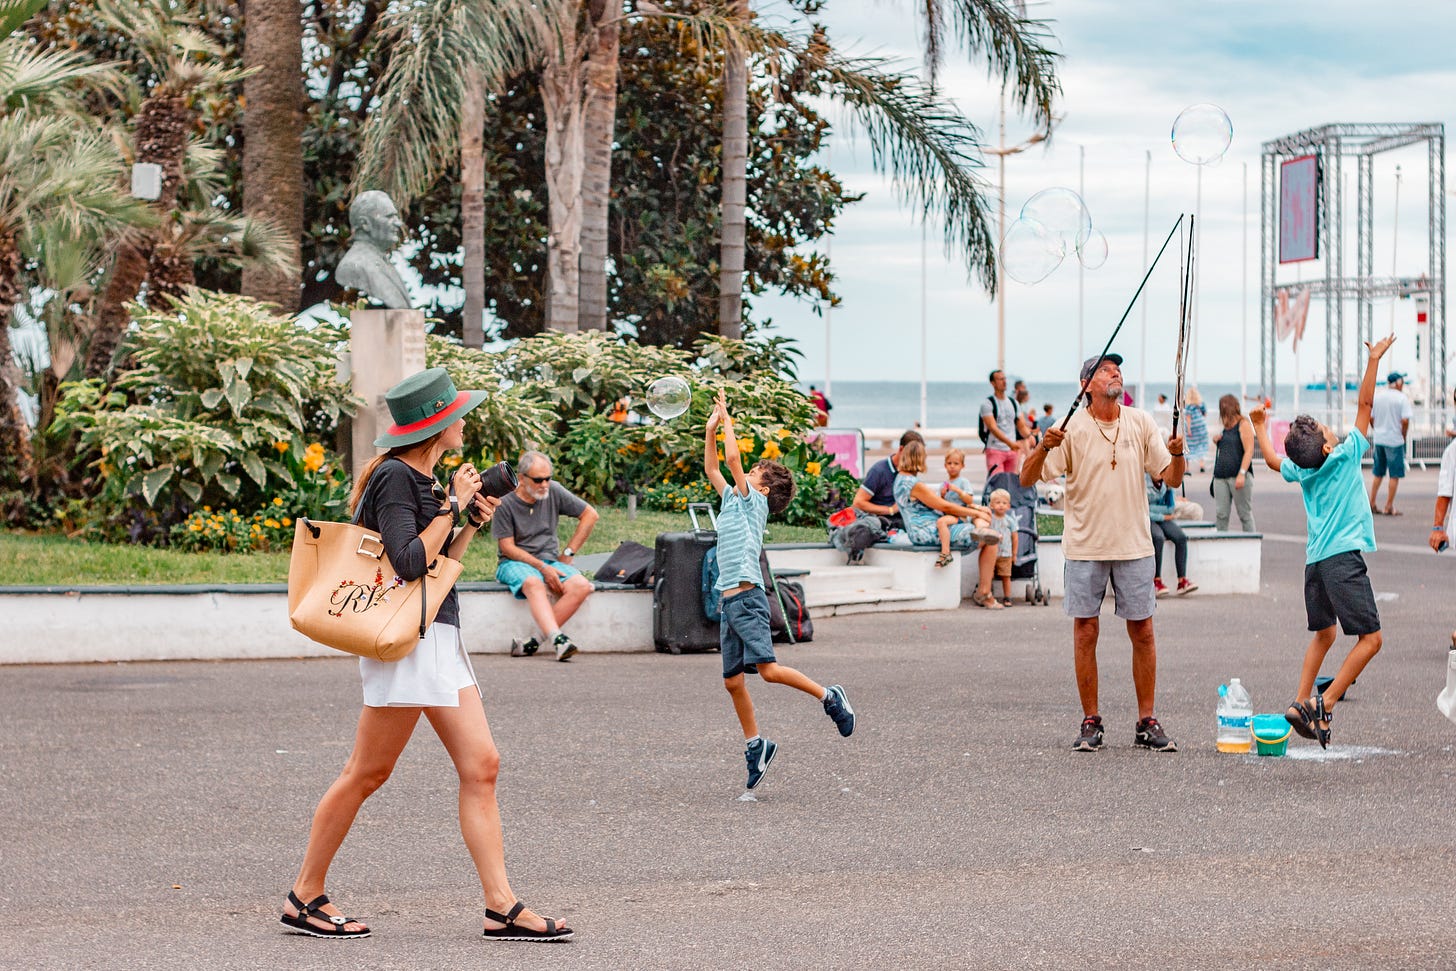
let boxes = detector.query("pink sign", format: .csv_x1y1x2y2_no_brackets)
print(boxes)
1280,155,1319,264
811,429,865,478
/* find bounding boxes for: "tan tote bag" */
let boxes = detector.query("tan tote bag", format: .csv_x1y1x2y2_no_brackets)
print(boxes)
288,517,463,662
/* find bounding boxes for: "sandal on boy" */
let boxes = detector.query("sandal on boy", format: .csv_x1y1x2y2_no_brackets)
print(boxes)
280,891,370,939
1310,692,1333,749
482,901,573,942
1284,700,1317,740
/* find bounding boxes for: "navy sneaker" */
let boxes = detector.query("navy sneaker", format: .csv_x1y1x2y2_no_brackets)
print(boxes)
1072,715,1104,752
553,633,578,662
1134,717,1178,752
510,637,540,658
745,738,778,790
822,685,855,737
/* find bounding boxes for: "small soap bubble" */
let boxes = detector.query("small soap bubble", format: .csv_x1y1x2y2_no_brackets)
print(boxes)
646,376,691,420
1021,187,1092,249
1171,104,1233,165
1077,229,1108,270
1001,217,1064,285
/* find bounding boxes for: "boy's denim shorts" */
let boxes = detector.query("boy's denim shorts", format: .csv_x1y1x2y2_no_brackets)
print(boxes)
720,586,777,678
1062,556,1156,621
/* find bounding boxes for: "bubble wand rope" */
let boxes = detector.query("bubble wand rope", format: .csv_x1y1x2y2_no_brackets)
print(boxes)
1171,215,1196,437
1059,214,1186,431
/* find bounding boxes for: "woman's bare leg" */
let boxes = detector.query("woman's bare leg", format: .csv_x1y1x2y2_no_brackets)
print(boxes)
288,705,422,932
426,688,567,935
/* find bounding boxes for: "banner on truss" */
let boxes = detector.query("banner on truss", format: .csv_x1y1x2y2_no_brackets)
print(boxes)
1279,155,1320,264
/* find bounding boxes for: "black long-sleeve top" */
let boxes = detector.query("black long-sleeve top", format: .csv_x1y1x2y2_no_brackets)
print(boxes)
354,458,459,628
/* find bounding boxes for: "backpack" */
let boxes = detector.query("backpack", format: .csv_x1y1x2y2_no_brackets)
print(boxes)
978,394,1018,445
597,540,655,586
702,549,809,644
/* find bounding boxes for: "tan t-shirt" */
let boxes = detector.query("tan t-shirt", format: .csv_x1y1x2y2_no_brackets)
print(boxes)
1040,406,1173,560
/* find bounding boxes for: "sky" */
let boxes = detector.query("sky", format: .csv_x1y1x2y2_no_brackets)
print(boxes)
755,0,1456,395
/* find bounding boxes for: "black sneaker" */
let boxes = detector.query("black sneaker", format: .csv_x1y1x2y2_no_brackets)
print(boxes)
553,633,578,662
822,685,855,737
510,637,540,658
745,737,778,790
1072,715,1104,752
1134,717,1178,752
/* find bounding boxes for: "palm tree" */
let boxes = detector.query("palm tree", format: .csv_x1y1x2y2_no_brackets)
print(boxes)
578,0,620,332
712,2,1061,337
85,0,248,379
240,0,304,312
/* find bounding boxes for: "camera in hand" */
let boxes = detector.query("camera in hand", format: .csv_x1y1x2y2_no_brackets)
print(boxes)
478,461,518,499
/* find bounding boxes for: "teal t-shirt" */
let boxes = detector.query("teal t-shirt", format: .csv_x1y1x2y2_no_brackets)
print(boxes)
1280,427,1377,564
715,485,768,591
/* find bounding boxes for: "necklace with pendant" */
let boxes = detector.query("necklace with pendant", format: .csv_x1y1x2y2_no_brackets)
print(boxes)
1095,419,1121,469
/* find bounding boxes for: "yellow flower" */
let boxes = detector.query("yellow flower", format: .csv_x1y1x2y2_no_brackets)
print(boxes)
760,440,782,461
202,505,212,512
775,428,792,440
264,518,281,529
282,517,292,527
272,497,284,506
736,437,755,455
805,461,822,476
303,453,324,473
715,431,725,442
442,454,463,469
716,450,725,463
273,441,289,454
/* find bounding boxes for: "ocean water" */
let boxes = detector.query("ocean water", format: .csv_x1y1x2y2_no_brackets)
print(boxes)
807,380,1299,432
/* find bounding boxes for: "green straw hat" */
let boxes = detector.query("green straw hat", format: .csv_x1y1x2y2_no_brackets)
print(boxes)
373,367,487,449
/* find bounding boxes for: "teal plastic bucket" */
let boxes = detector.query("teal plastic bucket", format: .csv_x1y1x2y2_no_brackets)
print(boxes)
1252,713,1291,756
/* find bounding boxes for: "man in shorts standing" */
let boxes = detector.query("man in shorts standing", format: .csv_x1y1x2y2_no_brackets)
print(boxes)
1020,354,1186,752
1367,370,1413,515
981,370,1029,477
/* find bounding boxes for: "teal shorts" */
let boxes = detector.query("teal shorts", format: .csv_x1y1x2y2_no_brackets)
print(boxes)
495,559,580,598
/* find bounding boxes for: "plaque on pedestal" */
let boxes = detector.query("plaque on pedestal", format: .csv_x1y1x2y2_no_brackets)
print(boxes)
349,308,427,480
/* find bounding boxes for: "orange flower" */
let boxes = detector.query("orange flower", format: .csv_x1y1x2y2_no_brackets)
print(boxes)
805,461,821,476
273,440,289,454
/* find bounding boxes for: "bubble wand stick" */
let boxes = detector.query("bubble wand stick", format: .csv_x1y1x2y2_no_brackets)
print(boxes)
1171,215,1196,437
1059,214,1186,431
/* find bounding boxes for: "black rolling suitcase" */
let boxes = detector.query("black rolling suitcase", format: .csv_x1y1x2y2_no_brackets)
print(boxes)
653,504,721,654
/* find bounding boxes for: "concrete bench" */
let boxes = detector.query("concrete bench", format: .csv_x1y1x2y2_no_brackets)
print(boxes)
764,542,962,616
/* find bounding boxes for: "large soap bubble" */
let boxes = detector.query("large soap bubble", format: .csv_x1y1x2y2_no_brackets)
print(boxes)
646,376,691,420
1000,217,1064,285
1021,187,1092,250
1171,104,1233,165
1076,229,1108,269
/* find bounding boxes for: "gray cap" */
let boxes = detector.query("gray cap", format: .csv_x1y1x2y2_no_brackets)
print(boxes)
1079,353,1124,385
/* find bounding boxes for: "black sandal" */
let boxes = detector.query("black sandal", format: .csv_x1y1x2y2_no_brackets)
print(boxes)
1284,700,1316,740
482,901,573,942
280,891,370,939
1311,692,1333,750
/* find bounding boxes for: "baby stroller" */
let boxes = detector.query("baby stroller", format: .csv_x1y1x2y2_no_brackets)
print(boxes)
981,471,1048,605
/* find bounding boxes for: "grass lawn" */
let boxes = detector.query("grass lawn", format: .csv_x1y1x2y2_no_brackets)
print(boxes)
1,506,827,587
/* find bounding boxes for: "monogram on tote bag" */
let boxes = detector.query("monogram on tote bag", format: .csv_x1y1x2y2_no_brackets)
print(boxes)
287,517,462,662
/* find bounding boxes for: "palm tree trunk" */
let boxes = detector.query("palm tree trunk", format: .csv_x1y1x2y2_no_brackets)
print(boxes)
241,0,304,312
0,230,32,476
540,17,584,335
578,3,619,332
460,68,486,349
717,0,749,340
87,95,190,379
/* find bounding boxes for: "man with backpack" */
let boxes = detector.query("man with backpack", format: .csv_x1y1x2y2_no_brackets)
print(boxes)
980,370,1031,477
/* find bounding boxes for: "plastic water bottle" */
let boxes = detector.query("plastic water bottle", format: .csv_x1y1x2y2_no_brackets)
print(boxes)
1216,679,1253,753
1438,647,1456,726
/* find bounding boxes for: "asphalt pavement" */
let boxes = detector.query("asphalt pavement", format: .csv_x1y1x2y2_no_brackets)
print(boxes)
1,469,1453,970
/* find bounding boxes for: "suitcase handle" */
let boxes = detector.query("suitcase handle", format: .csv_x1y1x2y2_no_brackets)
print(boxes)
688,502,717,534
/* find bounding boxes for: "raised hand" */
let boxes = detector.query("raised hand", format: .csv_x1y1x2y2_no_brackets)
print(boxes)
1249,407,1267,426
1365,333,1397,359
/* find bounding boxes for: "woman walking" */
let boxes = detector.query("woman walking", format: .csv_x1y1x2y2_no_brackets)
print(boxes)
1183,387,1210,474
280,368,572,943
1211,393,1256,531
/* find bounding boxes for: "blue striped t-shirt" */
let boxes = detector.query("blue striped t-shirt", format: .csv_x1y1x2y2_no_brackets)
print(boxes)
715,485,768,592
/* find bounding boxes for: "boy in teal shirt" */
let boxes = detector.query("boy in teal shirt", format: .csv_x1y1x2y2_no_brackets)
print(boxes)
705,392,856,791
1250,334,1395,748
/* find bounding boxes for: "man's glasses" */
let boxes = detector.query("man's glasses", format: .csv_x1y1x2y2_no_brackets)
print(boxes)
525,474,552,484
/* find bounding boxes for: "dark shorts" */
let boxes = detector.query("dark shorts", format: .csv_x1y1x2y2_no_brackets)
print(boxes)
720,586,778,678
1371,444,1406,478
1304,550,1380,635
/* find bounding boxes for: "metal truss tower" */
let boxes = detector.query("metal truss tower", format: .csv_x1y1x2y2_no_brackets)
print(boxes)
1260,123,1446,425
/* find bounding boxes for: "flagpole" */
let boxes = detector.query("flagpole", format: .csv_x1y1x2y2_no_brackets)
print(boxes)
1140,149,1151,408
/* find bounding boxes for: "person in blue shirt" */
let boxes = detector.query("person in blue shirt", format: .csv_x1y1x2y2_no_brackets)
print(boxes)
1250,333,1395,749
1145,474,1197,597
705,392,856,791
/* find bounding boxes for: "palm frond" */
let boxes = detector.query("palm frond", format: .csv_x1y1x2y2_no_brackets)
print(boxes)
352,0,561,205
0,0,46,42
945,0,1060,129
0,36,124,110
168,208,299,278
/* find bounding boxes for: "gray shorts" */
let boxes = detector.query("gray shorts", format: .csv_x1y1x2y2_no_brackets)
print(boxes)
1063,557,1156,621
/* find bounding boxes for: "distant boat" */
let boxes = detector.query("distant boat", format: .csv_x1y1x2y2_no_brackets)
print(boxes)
1303,380,1359,391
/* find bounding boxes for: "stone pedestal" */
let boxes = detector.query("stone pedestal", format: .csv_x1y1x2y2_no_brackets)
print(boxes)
349,308,427,481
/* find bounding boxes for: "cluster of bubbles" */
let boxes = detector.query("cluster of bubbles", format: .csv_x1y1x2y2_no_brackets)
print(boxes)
1001,187,1107,286
1171,103,1233,166
646,375,691,420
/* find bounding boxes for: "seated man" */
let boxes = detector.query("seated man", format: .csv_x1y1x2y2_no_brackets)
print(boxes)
853,430,923,530
493,450,599,661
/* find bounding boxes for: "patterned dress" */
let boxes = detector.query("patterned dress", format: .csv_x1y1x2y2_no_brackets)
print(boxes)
894,473,976,548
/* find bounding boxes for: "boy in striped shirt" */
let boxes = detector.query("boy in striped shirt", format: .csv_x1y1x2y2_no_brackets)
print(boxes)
706,393,856,791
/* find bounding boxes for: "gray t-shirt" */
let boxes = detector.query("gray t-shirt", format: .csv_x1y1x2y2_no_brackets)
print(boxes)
491,481,588,562
1370,387,1412,447
979,395,1018,452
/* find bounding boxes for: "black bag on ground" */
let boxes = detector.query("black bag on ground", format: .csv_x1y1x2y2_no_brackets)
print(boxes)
652,504,720,654
598,540,655,586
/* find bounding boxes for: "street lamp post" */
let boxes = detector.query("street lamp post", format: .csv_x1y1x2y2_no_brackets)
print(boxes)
986,95,1052,372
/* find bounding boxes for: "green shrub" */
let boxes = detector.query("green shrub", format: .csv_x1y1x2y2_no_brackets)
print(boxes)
53,290,359,540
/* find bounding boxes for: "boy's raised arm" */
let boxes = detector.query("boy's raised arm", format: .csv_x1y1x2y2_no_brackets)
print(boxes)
1355,334,1397,438
1248,408,1282,473
704,399,729,496
716,392,750,497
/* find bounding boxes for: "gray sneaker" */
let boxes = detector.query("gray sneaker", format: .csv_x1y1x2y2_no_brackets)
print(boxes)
553,633,579,662
510,637,540,658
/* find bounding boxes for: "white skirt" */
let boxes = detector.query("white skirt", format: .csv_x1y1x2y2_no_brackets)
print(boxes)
359,622,480,708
